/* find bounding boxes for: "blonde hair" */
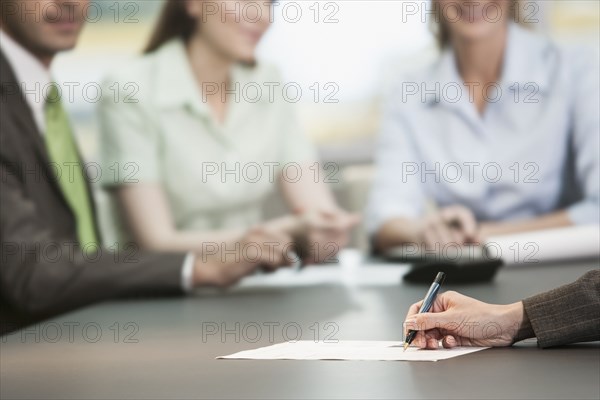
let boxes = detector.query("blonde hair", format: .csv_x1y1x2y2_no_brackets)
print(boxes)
430,0,527,49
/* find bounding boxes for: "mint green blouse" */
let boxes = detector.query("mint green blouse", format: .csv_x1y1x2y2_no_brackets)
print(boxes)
98,39,316,231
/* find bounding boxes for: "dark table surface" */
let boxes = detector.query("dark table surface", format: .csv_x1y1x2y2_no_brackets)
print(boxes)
1,258,599,399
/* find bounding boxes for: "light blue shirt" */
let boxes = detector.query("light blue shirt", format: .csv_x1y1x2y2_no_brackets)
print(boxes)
366,24,599,234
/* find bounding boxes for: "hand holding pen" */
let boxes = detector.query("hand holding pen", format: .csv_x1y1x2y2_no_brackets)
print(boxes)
403,278,529,349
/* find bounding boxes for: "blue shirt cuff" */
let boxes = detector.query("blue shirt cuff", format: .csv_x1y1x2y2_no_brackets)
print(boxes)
567,200,600,225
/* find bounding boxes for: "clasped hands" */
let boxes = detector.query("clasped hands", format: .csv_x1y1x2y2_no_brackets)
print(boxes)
193,209,360,287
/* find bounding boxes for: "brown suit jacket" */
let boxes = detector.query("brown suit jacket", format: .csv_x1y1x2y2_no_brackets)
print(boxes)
0,52,186,334
523,269,600,347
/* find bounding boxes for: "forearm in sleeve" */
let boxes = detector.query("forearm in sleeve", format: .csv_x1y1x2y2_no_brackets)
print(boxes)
522,269,600,348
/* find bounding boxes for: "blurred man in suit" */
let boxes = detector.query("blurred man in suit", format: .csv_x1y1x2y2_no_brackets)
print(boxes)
0,0,293,334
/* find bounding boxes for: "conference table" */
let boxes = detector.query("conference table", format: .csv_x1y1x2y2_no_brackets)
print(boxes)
1,253,599,399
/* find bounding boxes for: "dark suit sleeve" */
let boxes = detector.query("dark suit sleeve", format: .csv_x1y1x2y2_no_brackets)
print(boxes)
0,160,186,322
522,269,600,348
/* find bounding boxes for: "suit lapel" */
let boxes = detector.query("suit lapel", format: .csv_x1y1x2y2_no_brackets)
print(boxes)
0,52,54,168
0,51,103,244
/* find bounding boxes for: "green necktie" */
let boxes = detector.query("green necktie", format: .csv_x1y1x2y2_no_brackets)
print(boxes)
44,83,99,248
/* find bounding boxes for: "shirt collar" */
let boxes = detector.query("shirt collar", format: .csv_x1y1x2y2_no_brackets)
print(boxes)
0,29,52,132
154,38,209,115
500,23,553,94
426,23,553,107
153,38,261,115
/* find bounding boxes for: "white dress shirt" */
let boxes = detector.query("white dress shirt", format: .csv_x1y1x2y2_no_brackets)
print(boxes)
0,29,50,133
366,24,600,234
0,29,195,291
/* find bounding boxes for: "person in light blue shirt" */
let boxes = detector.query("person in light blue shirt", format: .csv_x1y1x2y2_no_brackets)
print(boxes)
367,0,599,252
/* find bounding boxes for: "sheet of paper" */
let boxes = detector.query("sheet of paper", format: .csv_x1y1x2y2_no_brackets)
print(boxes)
487,224,600,265
218,341,488,361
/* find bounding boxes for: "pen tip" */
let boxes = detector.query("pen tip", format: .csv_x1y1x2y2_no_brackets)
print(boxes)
403,343,409,352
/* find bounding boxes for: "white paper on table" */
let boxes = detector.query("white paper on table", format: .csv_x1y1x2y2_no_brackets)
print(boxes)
217,341,488,361
487,224,600,265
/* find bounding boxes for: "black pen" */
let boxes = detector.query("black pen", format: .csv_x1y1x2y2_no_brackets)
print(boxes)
403,272,446,351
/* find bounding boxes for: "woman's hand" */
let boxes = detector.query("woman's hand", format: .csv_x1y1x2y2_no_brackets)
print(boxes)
292,209,360,264
192,225,294,287
403,291,532,349
263,209,359,265
418,205,480,250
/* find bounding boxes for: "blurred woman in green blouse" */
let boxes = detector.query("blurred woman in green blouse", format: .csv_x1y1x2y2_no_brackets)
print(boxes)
99,0,358,273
